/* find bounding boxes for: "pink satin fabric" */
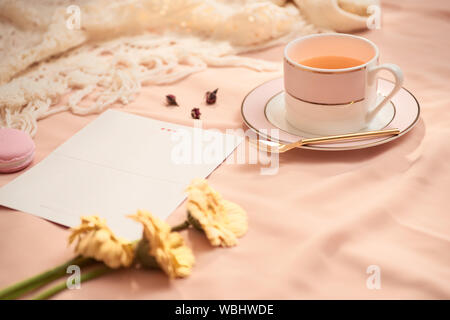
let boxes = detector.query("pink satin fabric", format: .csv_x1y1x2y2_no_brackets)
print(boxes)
1,0,449,299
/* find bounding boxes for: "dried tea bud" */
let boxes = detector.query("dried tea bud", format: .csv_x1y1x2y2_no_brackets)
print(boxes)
166,94,178,106
205,88,218,105
191,108,201,119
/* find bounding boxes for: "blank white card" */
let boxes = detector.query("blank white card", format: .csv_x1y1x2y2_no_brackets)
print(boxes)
0,110,242,239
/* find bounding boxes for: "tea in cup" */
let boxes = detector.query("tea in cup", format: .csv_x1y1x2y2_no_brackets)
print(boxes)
283,33,403,135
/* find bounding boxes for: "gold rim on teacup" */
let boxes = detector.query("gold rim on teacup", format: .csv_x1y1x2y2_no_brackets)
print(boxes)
283,33,404,135
283,33,379,74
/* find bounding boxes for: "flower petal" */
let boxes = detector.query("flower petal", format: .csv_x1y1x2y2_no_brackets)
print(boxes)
128,210,195,278
187,179,248,247
69,215,134,269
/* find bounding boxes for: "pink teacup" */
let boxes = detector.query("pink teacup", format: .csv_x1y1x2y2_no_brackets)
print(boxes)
283,33,403,135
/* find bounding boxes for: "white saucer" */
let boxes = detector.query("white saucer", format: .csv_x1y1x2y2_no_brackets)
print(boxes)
266,92,395,139
241,77,420,151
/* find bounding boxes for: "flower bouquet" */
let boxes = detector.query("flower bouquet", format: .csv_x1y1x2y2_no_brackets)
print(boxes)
0,179,248,300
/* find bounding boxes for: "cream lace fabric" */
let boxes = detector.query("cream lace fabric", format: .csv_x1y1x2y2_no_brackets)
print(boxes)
0,0,378,136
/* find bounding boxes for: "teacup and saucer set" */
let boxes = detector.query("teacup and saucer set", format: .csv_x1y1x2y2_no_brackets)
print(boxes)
242,33,420,151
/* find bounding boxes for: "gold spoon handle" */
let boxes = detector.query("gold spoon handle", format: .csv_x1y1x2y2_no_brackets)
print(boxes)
300,128,401,146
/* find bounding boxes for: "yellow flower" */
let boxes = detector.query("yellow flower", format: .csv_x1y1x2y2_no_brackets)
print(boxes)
68,216,135,269
186,179,248,247
128,210,195,278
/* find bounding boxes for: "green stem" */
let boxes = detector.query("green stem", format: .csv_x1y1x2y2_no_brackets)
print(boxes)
170,220,190,232
32,265,112,300
0,256,95,300
2,276,52,300
2,220,190,300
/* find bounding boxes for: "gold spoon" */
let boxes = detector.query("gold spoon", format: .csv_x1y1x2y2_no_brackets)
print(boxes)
250,128,401,153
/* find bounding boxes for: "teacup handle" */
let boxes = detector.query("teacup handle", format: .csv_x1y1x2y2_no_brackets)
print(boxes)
366,63,404,122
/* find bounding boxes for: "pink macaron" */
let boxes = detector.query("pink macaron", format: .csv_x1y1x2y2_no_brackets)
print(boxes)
0,128,35,173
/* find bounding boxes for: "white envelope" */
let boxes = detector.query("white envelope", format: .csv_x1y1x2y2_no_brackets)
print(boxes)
0,110,242,239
